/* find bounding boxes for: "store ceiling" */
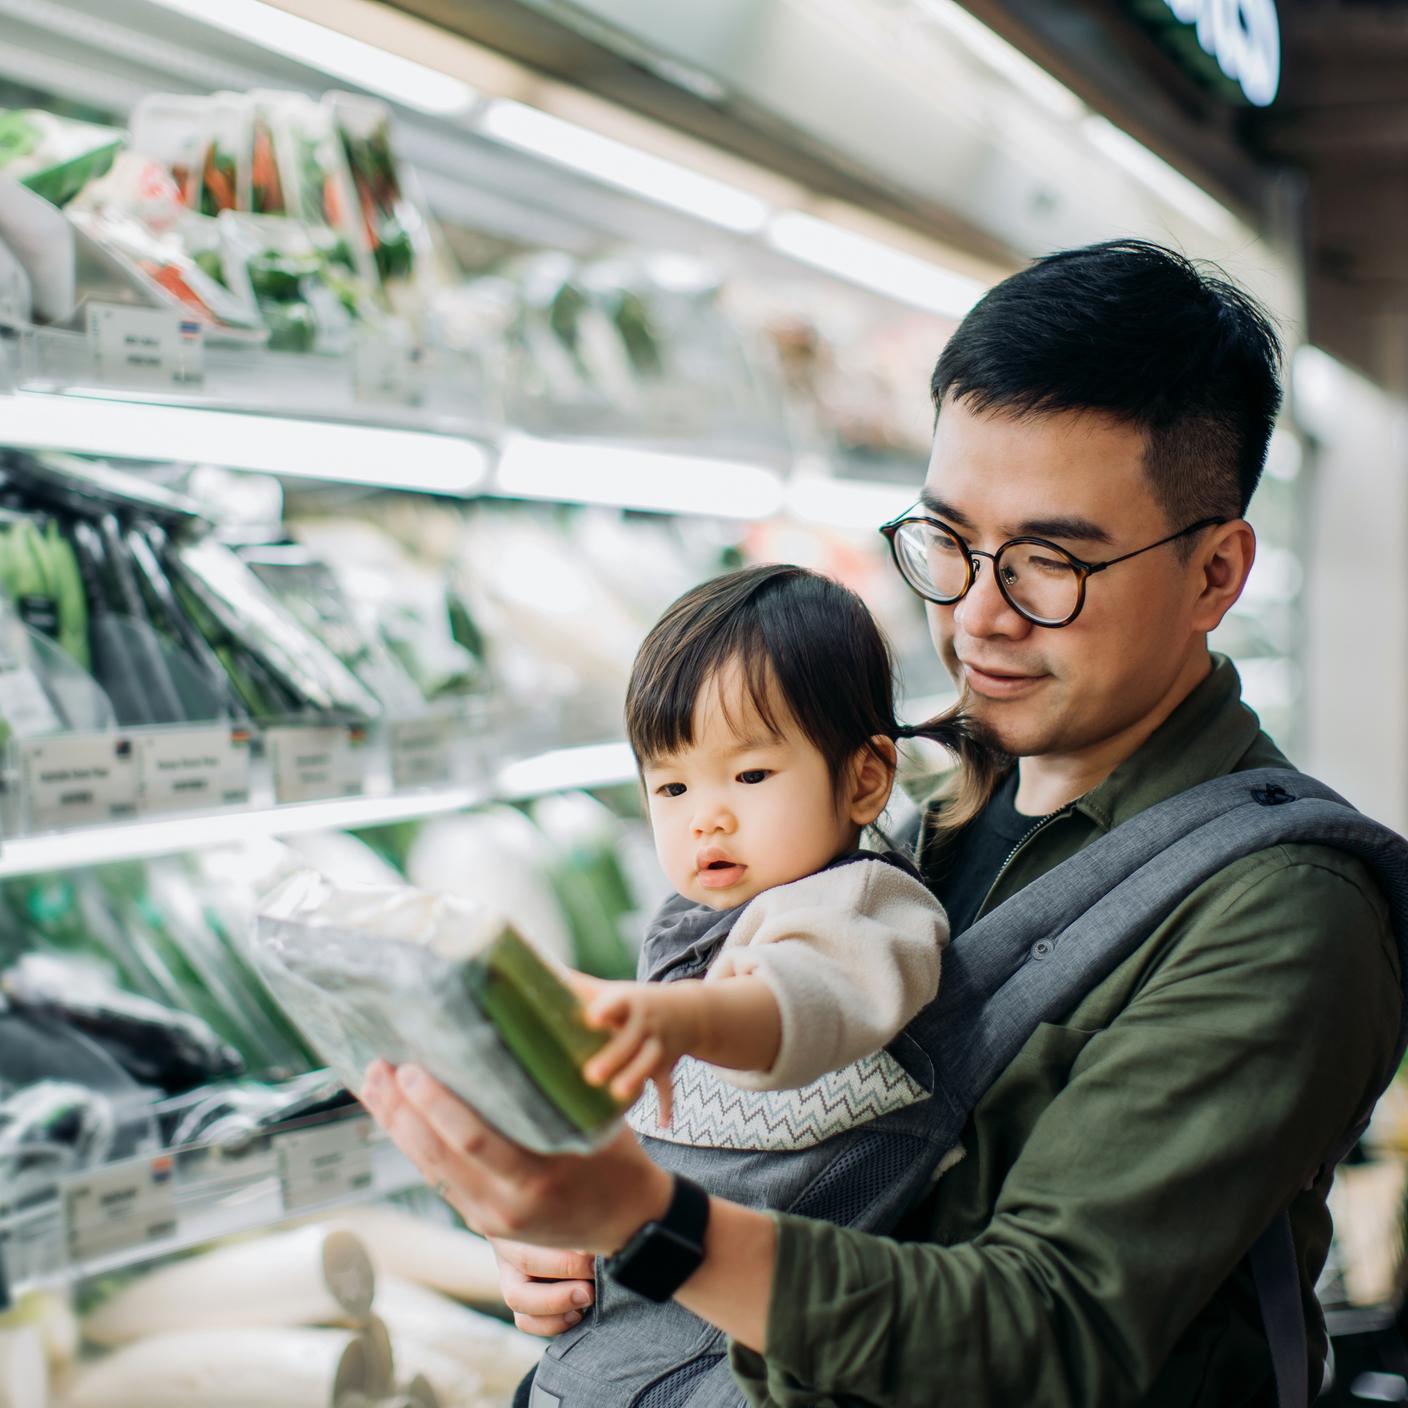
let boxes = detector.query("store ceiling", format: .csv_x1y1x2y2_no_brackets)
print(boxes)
386,0,1408,395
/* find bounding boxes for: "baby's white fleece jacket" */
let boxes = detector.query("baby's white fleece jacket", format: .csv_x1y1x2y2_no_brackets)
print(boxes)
705,858,949,1091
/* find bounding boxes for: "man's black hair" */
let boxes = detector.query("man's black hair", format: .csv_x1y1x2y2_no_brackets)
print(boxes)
931,239,1284,538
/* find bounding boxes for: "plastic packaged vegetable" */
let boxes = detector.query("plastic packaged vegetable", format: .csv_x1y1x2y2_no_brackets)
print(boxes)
253,871,628,1153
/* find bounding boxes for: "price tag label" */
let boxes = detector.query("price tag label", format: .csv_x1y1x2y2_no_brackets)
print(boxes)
389,717,454,789
88,303,204,387
136,724,253,815
65,1155,177,1264
276,1119,374,1213
267,724,367,805
21,733,138,830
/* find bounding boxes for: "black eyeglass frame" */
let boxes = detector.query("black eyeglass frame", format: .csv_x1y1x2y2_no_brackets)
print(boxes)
878,510,1228,628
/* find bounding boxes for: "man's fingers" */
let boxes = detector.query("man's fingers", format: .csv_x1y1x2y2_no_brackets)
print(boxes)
514,1310,586,1338
503,1274,596,1319
492,1237,596,1282
394,1065,527,1182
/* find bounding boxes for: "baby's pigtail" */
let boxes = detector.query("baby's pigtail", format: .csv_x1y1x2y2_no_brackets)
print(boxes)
895,702,1009,831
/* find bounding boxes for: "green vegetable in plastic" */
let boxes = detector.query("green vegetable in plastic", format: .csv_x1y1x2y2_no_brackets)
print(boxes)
470,928,625,1136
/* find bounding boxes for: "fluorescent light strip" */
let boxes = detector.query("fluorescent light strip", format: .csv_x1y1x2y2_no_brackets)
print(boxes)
0,786,487,876
142,0,478,115
495,435,786,520
1081,116,1242,241
496,741,638,799
479,100,771,234
767,212,985,320
913,0,1085,121
4,394,490,494
786,473,918,530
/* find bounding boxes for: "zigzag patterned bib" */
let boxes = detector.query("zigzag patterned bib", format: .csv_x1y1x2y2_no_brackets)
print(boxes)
626,1048,930,1152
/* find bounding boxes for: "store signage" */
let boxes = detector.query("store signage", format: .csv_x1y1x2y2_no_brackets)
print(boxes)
21,733,138,829
66,1155,177,1263
1158,0,1280,107
276,1118,374,1212
87,303,205,388
267,723,367,805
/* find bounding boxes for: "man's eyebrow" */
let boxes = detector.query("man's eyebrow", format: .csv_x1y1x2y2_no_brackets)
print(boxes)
918,491,1113,545
1012,515,1114,545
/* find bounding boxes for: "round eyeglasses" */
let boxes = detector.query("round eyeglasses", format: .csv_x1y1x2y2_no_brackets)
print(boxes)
878,511,1227,628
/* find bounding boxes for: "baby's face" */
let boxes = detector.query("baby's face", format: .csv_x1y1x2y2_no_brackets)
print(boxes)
640,664,861,909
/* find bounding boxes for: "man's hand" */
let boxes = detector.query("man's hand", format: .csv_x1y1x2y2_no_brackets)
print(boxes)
573,975,705,1127
360,1058,776,1354
491,1237,596,1337
359,1059,672,1253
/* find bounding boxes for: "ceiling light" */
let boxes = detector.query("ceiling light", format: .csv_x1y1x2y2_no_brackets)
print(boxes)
913,0,1085,121
142,0,478,115
4,394,490,495
767,213,985,319
479,100,771,233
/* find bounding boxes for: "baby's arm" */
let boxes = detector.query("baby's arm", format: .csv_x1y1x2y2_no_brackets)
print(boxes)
573,974,782,1125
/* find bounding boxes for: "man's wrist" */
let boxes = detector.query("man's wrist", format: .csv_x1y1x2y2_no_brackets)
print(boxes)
603,1159,675,1255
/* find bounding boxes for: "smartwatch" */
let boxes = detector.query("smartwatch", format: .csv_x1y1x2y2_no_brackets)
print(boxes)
603,1174,710,1302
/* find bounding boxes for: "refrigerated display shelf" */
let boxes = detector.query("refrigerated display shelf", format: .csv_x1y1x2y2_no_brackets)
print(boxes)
0,737,640,877
0,1107,420,1307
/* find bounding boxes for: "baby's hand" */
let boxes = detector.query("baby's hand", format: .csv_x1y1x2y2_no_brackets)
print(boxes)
569,975,701,1127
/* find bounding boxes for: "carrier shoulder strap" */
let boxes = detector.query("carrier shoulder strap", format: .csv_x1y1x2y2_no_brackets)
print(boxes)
912,767,1408,1408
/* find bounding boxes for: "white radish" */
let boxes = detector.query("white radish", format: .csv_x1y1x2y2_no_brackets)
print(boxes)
372,1281,540,1399
0,1326,46,1408
84,1227,375,1346
385,1340,479,1408
317,1209,502,1306
65,1327,365,1408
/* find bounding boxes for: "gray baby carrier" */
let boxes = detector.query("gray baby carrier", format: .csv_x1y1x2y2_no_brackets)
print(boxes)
528,769,1408,1408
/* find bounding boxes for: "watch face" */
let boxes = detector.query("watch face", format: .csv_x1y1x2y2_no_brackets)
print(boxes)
610,1222,706,1303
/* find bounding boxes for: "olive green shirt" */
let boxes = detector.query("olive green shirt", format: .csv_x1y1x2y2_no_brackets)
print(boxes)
730,657,1400,1407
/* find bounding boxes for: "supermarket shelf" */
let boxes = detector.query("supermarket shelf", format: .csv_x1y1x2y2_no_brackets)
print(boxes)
0,1109,421,1304
0,737,642,877
0,784,490,876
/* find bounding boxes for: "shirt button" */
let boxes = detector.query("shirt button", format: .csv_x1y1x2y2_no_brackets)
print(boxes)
1031,939,1053,959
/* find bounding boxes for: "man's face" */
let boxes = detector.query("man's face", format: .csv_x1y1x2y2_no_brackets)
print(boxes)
922,397,1210,762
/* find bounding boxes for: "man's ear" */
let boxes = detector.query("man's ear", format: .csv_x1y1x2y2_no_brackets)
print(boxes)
1190,520,1257,634
847,736,898,828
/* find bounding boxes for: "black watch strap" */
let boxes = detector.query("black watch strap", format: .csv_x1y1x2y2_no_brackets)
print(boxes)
604,1175,710,1303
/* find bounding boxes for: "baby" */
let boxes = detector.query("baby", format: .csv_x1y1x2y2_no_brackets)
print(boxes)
571,561,996,1124
527,562,1000,1408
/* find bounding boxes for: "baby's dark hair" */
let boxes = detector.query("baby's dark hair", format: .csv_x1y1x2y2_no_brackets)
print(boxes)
625,564,1005,825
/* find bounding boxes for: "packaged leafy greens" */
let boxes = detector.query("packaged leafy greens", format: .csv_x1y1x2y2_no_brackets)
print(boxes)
254,871,629,1153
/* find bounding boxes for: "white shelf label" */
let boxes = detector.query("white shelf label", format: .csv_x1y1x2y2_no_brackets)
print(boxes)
389,717,454,789
136,724,253,814
21,733,138,830
267,724,367,804
66,1155,177,1263
277,1119,374,1213
88,303,204,388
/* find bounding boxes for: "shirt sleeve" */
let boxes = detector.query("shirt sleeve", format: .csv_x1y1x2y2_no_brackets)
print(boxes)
707,860,947,1091
726,851,1400,1407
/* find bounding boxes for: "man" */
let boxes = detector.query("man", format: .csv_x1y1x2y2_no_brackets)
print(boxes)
362,240,1400,1405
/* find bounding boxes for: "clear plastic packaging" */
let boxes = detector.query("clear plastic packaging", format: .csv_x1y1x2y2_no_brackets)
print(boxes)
253,871,628,1153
